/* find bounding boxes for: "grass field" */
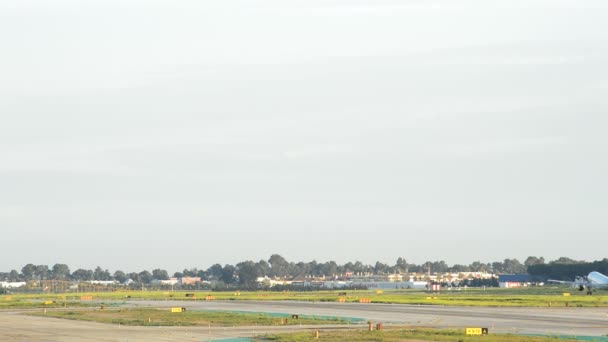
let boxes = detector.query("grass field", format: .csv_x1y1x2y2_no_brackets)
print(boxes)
0,295,94,309
257,328,583,342
4,287,608,308
28,308,352,326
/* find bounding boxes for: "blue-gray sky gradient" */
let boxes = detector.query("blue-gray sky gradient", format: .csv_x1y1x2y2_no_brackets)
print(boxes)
1,0,607,273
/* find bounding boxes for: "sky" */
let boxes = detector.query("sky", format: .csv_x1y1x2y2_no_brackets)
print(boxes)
1,0,607,273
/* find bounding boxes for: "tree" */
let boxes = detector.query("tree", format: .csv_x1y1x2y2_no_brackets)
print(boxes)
374,261,390,275
307,260,320,276
502,259,526,274
287,262,301,277
182,268,198,277
395,257,408,273
319,261,338,277
256,260,271,277
72,269,93,281
237,261,260,289
469,261,489,272
528,259,608,280
295,262,312,276
128,272,140,283
207,264,223,280
138,271,152,284
21,264,37,281
35,265,49,280
449,264,470,272
524,256,545,268
51,264,70,280
93,266,111,280
491,262,505,274
353,261,366,274
113,270,127,284
152,269,169,280
220,265,236,284
196,269,208,279
431,261,449,273
8,270,21,282
268,254,289,278
551,257,580,264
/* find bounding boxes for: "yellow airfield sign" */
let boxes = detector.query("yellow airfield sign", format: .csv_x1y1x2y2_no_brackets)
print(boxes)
465,327,488,335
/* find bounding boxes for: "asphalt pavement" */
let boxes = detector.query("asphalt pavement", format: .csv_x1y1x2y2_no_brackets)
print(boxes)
1,300,607,341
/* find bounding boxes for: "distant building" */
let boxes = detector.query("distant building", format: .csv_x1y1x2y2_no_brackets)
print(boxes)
0,281,26,288
288,275,324,287
321,281,350,288
350,281,428,290
179,277,201,285
256,276,292,287
85,280,118,286
387,274,404,282
151,278,178,286
498,274,544,288
454,272,494,280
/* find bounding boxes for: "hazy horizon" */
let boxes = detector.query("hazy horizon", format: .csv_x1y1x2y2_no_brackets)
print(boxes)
1,254,601,276
1,0,607,272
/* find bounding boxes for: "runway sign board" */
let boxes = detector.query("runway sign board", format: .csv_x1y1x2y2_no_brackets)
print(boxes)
171,307,186,313
466,327,488,335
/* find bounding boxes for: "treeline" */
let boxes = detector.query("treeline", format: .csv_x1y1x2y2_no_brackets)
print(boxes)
0,255,597,288
528,258,608,280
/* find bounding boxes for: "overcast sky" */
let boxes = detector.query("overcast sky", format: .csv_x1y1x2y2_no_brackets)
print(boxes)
1,0,607,273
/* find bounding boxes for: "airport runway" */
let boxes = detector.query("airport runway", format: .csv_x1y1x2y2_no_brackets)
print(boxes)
1,300,607,341
133,300,608,336
0,311,344,342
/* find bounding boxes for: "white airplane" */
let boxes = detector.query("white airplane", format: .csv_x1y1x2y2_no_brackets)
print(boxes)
548,271,608,295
